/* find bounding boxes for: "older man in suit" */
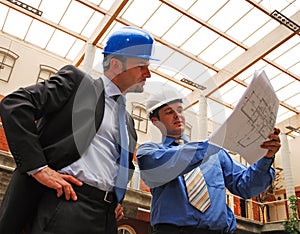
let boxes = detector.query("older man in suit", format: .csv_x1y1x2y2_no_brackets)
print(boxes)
0,26,157,234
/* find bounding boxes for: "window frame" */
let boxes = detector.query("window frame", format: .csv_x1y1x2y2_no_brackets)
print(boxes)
37,65,58,83
0,47,19,83
131,102,148,133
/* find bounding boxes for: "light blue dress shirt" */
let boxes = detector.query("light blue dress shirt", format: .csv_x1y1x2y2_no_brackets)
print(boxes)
59,76,125,192
136,135,275,232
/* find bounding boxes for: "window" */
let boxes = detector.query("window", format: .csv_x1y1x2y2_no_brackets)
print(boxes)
0,47,19,82
185,123,192,140
37,65,58,83
131,102,148,133
118,225,136,234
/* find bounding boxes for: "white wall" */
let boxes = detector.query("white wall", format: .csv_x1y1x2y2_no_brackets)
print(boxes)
0,32,70,95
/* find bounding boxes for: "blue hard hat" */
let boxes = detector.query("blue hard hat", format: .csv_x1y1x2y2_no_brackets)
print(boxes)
102,26,158,60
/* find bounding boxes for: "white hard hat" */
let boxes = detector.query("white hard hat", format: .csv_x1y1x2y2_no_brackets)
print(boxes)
146,86,184,116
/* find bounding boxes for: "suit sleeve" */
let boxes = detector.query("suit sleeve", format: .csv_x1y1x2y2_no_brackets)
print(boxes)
0,65,81,173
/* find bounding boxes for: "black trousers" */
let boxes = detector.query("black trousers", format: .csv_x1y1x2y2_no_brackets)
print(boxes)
0,169,43,234
153,224,231,234
31,183,118,234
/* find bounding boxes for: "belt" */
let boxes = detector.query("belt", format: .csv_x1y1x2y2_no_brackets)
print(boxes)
153,224,231,234
73,183,117,204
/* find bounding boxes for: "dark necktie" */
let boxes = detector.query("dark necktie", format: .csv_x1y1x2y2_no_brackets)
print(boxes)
114,95,129,202
174,139,211,212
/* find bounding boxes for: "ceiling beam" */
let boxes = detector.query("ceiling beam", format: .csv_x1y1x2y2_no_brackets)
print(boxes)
202,9,300,98
73,0,129,67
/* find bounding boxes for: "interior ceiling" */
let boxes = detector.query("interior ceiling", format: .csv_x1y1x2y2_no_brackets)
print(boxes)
0,0,300,137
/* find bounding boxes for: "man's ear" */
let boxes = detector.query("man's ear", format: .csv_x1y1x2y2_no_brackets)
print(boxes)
110,58,123,73
150,117,159,126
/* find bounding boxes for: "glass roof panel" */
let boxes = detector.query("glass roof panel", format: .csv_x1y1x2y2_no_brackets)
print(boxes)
208,0,252,32
163,16,200,47
3,9,32,39
143,4,181,37
226,8,270,42
195,69,217,85
214,46,245,69
274,43,300,68
25,20,54,48
160,52,191,76
60,1,94,34
208,103,233,126
211,80,237,99
152,43,175,65
270,73,295,92
243,20,277,47
181,26,219,56
156,66,178,78
66,39,85,61
266,35,299,60
81,12,104,38
179,60,209,82
188,0,228,21
98,22,125,46
276,106,295,123
285,93,300,109
169,0,196,10
198,37,236,64
0,5,9,29
87,0,101,5
289,62,300,75
276,82,299,101
39,0,71,24
121,0,160,27
46,30,76,57
258,0,292,12
253,64,281,80
99,0,115,11
219,84,247,106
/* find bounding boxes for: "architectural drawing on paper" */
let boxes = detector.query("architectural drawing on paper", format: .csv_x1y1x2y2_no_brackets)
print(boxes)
238,91,277,148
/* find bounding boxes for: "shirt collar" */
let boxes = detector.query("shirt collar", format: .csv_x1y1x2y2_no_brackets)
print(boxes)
162,135,189,146
102,76,124,99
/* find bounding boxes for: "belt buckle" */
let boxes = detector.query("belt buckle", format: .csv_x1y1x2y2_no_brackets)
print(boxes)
104,191,113,203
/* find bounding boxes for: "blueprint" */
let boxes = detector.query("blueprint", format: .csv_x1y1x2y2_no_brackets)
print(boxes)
209,70,279,164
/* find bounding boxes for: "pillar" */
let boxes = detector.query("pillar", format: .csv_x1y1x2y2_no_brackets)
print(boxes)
198,92,208,141
280,132,295,215
82,42,96,73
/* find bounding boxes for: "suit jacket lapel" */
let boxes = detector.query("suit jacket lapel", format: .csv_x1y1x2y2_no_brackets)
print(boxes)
94,78,105,131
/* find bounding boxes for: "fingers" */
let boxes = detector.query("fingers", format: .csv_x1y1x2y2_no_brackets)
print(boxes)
115,203,124,221
261,128,281,158
32,167,82,201
61,174,83,200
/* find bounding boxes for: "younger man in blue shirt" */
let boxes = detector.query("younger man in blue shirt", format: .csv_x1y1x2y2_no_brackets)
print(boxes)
137,88,281,234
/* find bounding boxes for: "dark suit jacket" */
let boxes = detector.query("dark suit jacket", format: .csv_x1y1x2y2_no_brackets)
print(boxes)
0,65,137,233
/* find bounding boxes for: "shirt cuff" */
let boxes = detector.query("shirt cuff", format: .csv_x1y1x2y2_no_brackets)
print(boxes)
256,157,274,171
27,165,48,176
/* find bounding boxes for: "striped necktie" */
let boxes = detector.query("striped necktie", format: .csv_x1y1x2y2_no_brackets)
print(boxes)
174,139,211,213
184,167,211,213
114,95,129,202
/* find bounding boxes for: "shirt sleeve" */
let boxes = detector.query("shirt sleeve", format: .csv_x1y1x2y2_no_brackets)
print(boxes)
221,149,275,199
136,140,220,188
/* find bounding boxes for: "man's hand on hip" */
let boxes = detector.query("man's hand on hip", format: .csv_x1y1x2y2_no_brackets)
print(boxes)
32,166,83,201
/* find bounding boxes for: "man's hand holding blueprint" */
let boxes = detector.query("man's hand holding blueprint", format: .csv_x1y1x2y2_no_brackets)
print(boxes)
209,71,280,164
